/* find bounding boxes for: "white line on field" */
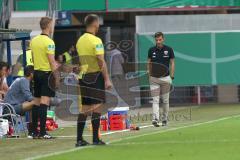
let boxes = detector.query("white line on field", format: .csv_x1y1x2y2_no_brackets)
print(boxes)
6,125,153,140
24,146,94,160
24,115,240,160
109,115,240,144
55,124,153,138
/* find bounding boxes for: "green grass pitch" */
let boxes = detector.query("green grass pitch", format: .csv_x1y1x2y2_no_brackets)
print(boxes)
41,115,240,160
1,104,240,160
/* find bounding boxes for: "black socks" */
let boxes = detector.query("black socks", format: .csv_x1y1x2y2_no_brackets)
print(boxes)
39,104,48,135
32,105,39,135
76,112,101,142
91,112,101,142
77,113,87,142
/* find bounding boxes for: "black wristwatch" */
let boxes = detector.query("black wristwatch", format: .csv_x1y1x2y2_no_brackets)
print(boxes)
171,76,174,80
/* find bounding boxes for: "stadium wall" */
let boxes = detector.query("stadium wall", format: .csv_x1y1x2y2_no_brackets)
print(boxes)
14,0,240,11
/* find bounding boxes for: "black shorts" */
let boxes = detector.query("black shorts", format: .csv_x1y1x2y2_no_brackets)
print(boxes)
79,72,105,105
34,70,55,98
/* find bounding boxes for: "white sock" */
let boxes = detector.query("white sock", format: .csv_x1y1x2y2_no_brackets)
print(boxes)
152,96,160,121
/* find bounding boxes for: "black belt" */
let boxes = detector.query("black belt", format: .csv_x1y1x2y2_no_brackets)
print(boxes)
34,70,52,74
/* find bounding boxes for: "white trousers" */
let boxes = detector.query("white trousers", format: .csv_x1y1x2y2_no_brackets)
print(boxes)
150,76,172,122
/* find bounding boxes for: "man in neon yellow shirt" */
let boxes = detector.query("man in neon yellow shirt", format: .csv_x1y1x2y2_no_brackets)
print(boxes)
75,14,112,147
12,41,33,77
31,17,59,139
63,45,76,65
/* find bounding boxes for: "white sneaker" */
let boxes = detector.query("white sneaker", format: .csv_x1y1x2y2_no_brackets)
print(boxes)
27,133,34,139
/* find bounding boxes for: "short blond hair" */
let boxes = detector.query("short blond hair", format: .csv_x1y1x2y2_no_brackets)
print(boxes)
40,17,52,30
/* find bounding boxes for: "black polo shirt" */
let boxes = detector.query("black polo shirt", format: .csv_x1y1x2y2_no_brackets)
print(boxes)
148,45,175,78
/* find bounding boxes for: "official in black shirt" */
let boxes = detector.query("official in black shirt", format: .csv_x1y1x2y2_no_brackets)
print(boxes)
147,32,175,127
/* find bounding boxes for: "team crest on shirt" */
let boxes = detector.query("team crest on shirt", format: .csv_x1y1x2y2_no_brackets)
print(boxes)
152,52,156,58
163,51,169,58
48,45,55,51
96,44,103,51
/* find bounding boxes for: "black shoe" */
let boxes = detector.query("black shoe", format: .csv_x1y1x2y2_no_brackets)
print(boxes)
38,133,54,139
32,133,39,139
75,139,90,147
93,139,106,145
152,119,160,127
162,121,167,127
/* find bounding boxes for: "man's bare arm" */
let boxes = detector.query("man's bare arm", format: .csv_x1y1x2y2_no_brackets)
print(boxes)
96,55,110,81
147,58,151,75
47,54,58,71
170,58,175,79
47,54,60,88
2,82,8,91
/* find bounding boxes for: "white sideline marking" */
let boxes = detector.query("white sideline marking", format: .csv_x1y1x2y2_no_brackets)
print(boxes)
109,115,240,144
6,125,153,140
25,146,94,160
55,124,153,138
24,115,240,160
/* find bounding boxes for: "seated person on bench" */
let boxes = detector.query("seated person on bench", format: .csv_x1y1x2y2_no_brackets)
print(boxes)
3,65,35,115
0,62,9,101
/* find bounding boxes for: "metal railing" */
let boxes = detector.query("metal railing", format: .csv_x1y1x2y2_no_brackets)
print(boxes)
47,0,59,38
0,0,11,28
0,0,12,61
